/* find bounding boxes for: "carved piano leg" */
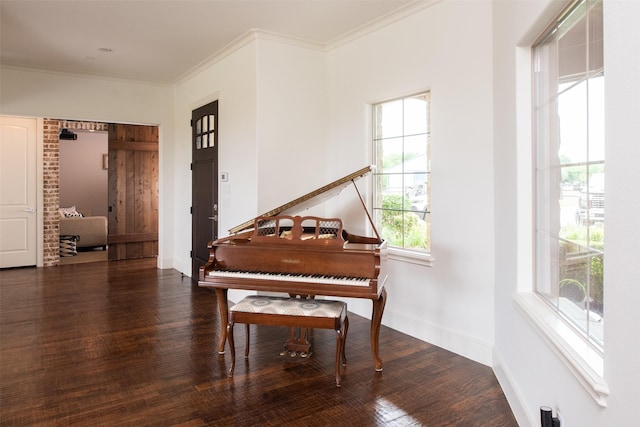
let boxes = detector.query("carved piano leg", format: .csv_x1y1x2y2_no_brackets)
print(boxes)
227,320,235,376
215,288,229,354
370,288,387,371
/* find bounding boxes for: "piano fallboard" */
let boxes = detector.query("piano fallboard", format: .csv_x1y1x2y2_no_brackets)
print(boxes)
210,241,382,279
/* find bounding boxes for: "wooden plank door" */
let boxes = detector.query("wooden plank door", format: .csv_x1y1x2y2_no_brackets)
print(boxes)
107,123,158,261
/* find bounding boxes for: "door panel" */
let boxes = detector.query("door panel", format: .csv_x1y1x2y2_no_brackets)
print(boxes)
107,123,159,261
192,101,218,278
0,116,37,268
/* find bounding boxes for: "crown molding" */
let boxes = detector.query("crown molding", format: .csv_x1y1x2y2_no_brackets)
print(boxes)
0,63,172,87
172,28,325,86
326,0,443,51
173,0,442,86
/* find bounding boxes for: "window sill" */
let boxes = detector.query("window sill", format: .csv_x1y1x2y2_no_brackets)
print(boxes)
513,292,609,407
388,247,434,267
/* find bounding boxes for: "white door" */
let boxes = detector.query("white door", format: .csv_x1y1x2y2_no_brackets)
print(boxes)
0,116,38,268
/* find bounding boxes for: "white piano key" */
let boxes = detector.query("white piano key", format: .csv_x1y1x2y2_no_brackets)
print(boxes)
208,270,370,286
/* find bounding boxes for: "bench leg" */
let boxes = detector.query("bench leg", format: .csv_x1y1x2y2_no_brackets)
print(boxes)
334,315,349,387
227,321,235,376
342,315,349,366
244,324,250,358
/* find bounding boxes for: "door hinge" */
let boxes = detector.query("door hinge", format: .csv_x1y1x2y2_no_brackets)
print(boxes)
190,206,193,214
190,119,193,127
190,250,193,258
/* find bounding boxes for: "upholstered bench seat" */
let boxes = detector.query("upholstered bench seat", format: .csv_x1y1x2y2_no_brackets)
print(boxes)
227,295,349,387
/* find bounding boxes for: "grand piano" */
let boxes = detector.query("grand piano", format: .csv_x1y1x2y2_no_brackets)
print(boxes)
198,165,388,371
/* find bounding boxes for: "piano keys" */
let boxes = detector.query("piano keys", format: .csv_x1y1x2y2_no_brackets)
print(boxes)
198,166,388,371
208,270,372,287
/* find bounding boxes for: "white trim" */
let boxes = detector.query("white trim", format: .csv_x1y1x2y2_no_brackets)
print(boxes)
388,247,434,267
174,29,324,86
382,303,493,366
493,349,535,427
36,117,44,267
326,0,444,51
513,291,609,407
175,1,445,86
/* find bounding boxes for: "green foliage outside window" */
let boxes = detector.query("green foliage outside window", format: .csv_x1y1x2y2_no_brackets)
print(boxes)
380,194,429,250
559,224,604,314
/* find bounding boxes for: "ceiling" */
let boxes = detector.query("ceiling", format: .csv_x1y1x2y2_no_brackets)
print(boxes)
1,0,417,85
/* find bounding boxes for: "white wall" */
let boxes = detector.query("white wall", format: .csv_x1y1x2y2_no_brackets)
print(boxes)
255,37,327,213
492,0,640,426
325,0,496,366
172,40,259,275
0,67,175,268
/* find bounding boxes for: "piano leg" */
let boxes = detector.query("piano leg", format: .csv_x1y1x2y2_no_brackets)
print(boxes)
215,288,229,354
370,288,387,371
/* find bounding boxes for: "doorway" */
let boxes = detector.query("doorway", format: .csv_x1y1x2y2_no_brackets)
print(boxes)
191,101,218,279
58,128,109,265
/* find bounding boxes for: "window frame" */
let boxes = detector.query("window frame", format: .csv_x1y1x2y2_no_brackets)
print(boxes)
514,0,608,406
371,92,433,266
532,0,604,352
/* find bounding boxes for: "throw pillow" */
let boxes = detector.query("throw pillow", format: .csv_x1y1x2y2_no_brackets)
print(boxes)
59,206,84,218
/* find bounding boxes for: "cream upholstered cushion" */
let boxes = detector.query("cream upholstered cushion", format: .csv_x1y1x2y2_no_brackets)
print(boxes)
59,215,107,248
230,296,345,318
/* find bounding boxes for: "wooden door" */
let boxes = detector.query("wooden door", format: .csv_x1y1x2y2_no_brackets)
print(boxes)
0,116,38,268
191,101,218,278
107,123,158,261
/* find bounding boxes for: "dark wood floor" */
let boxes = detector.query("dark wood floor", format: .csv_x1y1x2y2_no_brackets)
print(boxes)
1,259,517,426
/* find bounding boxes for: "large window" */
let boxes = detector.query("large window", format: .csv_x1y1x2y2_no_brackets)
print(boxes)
372,92,431,252
533,0,604,349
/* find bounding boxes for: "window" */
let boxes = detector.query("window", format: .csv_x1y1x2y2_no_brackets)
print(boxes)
533,0,604,349
372,92,431,253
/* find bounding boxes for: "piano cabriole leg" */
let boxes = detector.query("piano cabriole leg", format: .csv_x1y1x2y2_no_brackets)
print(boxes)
335,328,343,387
371,288,387,372
216,288,229,354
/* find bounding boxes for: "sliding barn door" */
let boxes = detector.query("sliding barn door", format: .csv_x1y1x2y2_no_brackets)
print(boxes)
107,123,158,261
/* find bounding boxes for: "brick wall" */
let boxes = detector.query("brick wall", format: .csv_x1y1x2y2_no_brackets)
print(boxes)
43,119,60,266
42,119,108,266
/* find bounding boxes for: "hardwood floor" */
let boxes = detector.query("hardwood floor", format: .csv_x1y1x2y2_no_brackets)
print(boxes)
0,259,517,426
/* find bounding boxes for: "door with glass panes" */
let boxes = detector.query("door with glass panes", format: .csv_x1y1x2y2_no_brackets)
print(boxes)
191,101,218,279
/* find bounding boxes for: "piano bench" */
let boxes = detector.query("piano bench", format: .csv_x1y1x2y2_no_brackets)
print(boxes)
227,295,349,387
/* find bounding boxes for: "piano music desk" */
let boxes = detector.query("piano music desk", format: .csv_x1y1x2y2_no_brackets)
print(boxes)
227,295,348,387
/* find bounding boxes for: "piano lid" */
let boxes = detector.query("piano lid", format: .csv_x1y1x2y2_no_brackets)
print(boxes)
229,165,374,234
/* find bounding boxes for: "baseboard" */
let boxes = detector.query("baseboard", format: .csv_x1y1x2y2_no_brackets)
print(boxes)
493,348,536,427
